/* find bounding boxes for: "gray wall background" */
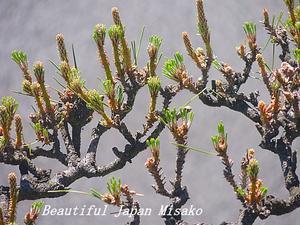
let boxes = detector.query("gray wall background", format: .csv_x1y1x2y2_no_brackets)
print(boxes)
0,0,299,224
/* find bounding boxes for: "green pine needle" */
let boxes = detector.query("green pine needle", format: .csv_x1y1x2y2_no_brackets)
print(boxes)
163,52,184,80
171,142,217,156
149,35,163,50
11,50,27,65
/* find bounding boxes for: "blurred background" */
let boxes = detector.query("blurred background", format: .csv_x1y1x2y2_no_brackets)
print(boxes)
0,0,299,224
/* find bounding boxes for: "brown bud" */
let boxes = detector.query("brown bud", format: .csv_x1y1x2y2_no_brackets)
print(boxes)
258,100,266,111
145,157,155,169
283,91,294,103
60,61,70,82
8,173,18,224
8,173,17,188
236,44,246,58
56,33,69,63
14,114,23,149
263,9,270,27
24,212,31,225
247,148,255,160
29,113,38,123
33,61,45,84
256,54,267,76
112,7,122,27
216,137,228,153
223,64,233,74
31,82,41,97
182,32,193,56
22,80,32,95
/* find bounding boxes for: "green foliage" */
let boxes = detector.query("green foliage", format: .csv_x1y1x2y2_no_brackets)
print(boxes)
22,80,33,95
108,25,123,43
107,177,122,198
69,78,85,94
260,186,268,197
243,22,256,39
90,177,122,202
211,135,218,147
31,201,45,213
148,35,163,73
163,52,184,81
103,80,114,97
149,35,162,49
90,188,102,199
295,5,300,20
102,80,124,108
93,24,106,45
68,68,85,94
162,108,177,127
147,35,163,76
146,137,160,149
33,122,43,134
212,59,223,71
146,137,160,161
86,89,105,112
284,0,294,9
68,67,81,81
116,85,124,107
0,136,6,151
147,76,161,96
211,121,227,153
236,187,246,197
1,96,19,117
295,21,300,30
179,107,194,126
0,106,9,125
149,35,163,55
198,19,208,38
11,50,27,65
33,62,45,84
217,121,225,136
33,122,49,143
0,97,19,139
42,129,49,142
243,22,256,36
72,44,78,69
294,48,300,62
271,80,281,92
211,121,226,144
162,107,194,129
131,26,145,66
247,159,260,179
286,17,294,28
